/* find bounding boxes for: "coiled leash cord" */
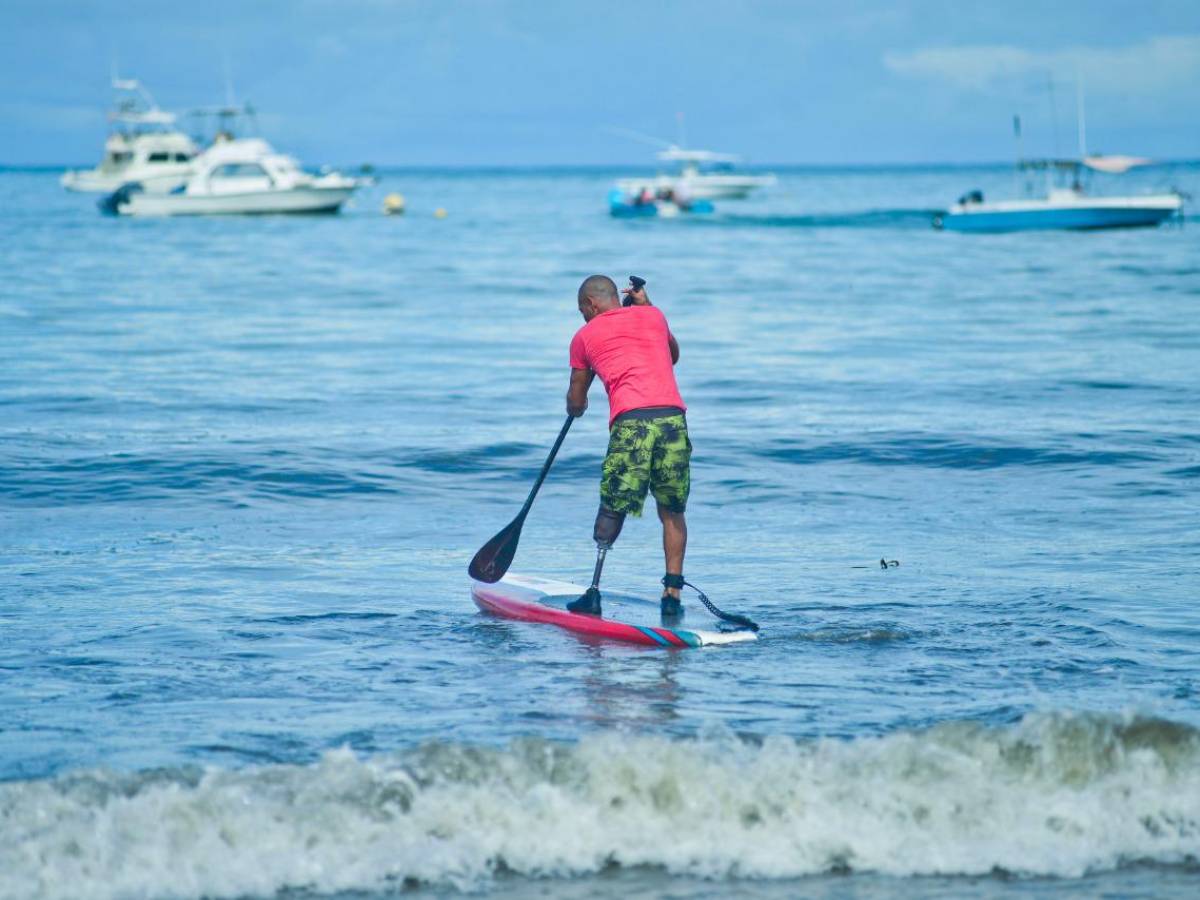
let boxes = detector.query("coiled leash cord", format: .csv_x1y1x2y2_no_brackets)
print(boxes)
664,575,759,632
850,559,901,569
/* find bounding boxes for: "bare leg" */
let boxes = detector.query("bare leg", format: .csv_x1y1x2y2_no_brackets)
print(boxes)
657,504,687,598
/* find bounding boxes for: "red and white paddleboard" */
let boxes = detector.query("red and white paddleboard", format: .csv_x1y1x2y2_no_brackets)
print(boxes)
471,573,757,648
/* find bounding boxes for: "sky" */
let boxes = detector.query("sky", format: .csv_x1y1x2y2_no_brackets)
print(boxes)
1,0,1197,166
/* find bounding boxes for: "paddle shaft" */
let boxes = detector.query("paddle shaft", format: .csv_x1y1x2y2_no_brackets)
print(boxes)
468,415,575,582
516,415,574,521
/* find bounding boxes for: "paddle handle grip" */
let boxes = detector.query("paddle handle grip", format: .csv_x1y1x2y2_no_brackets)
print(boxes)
622,275,647,307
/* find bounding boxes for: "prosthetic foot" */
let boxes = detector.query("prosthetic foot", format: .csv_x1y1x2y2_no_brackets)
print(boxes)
567,585,603,616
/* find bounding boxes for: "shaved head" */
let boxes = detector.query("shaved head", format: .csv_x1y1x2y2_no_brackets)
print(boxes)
578,274,619,304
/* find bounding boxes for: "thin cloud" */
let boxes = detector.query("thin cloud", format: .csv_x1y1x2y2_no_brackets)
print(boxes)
884,35,1200,95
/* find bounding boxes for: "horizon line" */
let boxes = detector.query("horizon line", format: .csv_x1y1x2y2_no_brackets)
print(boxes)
4,158,1200,172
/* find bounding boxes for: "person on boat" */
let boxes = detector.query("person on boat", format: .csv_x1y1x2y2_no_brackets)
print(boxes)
670,182,693,211
565,275,690,622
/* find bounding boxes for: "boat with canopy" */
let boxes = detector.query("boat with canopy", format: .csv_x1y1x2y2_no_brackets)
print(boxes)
935,156,1184,232
617,146,776,201
936,83,1184,233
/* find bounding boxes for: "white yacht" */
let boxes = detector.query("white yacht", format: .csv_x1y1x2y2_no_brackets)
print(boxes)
61,79,198,194
617,147,776,201
101,137,360,216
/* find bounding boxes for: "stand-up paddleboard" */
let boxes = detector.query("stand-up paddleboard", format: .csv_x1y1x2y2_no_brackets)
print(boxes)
471,573,757,648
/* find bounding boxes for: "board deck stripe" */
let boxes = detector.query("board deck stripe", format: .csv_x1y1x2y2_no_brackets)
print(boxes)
634,625,671,646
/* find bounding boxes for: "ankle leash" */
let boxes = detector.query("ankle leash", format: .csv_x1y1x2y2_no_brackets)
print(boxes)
662,575,759,632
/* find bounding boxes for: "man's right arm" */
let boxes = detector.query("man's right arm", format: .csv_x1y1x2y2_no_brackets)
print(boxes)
567,368,595,417
630,289,680,364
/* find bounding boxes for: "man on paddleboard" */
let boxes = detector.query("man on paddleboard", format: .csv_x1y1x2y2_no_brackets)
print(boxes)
565,275,690,622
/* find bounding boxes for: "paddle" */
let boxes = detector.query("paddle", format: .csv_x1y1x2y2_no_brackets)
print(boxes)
468,416,575,583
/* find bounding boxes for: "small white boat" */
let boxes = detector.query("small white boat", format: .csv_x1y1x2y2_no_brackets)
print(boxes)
617,147,775,201
101,137,360,216
935,159,1184,232
62,78,198,194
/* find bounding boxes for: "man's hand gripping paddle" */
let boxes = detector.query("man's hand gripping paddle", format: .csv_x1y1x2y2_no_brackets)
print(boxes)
621,275,647,307
468,416,574,583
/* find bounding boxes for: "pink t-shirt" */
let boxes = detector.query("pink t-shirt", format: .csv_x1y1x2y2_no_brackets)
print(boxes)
569,305,686,427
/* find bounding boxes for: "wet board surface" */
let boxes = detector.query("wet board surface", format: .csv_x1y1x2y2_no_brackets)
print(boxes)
471,573,758,648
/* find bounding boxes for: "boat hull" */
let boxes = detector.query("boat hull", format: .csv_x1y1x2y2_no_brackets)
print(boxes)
936,195,1183,232
608,187,714,218
616,174,775,200
108,185,356,217
62,167,192,194
609,198,715,218
610,202,659,218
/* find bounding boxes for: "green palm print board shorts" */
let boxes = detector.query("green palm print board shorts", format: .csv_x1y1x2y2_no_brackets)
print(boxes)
600,412,691,516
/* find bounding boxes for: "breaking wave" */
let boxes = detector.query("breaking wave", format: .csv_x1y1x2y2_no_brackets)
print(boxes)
2,712,1198,899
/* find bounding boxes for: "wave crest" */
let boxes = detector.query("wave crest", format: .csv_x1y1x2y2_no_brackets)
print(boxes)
2,712,1198,899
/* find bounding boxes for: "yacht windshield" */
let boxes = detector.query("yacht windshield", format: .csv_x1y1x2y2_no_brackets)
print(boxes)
212,163,270,178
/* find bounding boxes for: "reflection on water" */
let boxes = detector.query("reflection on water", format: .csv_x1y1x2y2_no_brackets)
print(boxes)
575,640,685,729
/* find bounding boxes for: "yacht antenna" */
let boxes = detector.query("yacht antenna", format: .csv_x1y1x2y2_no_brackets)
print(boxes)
1075,73,1087,158
223,54,236,109
1012,114,1023,195
676,111,687,149
1046,71,1061,158
602,126,673,149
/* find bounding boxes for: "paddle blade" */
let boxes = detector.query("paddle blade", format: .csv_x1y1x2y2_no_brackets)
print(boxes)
468,516,525,583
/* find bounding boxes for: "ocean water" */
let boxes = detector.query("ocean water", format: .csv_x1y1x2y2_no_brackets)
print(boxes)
1,163,1198,899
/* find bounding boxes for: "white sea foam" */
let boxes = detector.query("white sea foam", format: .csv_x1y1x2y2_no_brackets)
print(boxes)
2,712,1198,899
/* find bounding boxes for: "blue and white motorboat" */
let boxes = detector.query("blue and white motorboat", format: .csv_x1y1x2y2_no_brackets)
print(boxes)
936,94,1184,233
935,158,1184,232
608,187,715,219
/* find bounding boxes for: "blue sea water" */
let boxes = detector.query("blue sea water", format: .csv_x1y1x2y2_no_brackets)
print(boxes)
1,163,1199,899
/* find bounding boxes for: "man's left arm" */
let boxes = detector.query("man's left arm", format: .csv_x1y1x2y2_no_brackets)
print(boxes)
667,332,680,365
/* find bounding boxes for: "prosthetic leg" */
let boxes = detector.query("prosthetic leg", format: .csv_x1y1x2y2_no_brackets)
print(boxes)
567,507,625,616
